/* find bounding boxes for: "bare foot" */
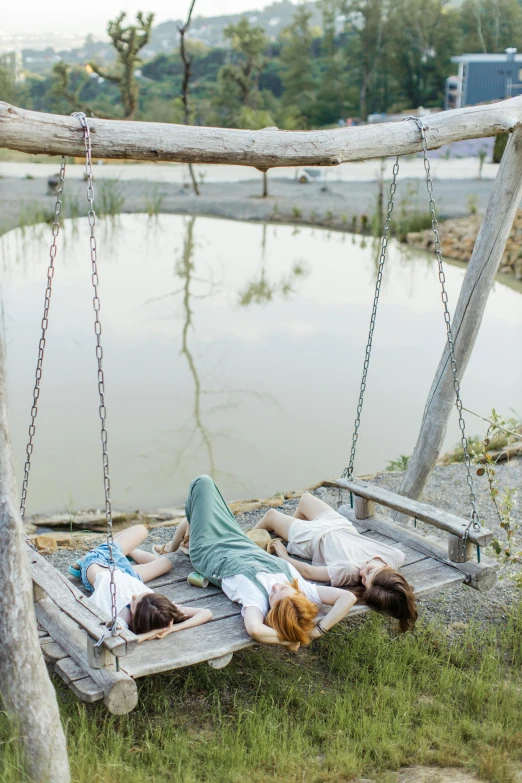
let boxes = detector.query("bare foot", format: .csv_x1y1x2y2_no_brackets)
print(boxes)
152,542,174,557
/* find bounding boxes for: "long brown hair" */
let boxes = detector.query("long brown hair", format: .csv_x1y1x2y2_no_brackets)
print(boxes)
351,567,417,632
265,578,319,645
130,593,187,635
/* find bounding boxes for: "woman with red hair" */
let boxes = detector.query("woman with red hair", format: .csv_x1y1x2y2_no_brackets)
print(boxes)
167,476,356,649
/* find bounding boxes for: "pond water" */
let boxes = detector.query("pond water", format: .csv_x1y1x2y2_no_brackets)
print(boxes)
1,214,521,515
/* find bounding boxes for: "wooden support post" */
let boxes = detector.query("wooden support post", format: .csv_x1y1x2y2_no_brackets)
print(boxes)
87,635,114,670
399,124,522,504
0,332,70,781
448,534,474,563
208,653,233,670
354,495,375,520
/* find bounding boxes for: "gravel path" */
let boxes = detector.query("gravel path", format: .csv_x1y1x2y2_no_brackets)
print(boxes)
46,459,522,633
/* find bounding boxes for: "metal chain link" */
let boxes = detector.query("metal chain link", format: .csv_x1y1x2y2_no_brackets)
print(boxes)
20,156,67,538
406,115,480,540
342,158,401,488
72,112,119,634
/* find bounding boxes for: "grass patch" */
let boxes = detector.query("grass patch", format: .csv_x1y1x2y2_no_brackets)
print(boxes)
4,606,522,782
98,180,125,217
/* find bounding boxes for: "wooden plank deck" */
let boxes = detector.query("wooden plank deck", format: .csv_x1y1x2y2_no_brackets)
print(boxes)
38,523,467,706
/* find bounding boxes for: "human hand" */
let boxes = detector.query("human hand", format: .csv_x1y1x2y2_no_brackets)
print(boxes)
308,626,323,641
286,641,301,653
271,539,288,558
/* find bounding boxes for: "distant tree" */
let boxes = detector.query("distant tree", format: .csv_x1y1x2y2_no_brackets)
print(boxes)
460,0,522,53
219,18,269,109
340,0,390,119
89,12,154,119
387,0,459,109
316,0,347,124
47,62,99,115
178,0,200,195
279,6,317,126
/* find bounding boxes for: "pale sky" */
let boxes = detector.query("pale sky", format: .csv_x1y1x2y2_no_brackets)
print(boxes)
3,0,286,37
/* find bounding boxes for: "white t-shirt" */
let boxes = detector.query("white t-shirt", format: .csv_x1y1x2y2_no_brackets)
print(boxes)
221,562,321,618
288,510,405,587
88,570,153,621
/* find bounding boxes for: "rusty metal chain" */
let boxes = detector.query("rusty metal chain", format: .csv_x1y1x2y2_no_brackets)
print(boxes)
341,157,401,489
406,115,480,543
72,112,119,634
20,157,67,538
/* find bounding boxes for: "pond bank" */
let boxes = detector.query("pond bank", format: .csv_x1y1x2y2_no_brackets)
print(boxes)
1,174,496,238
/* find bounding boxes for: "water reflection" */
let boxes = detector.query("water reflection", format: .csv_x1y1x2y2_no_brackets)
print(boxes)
1,213,521,514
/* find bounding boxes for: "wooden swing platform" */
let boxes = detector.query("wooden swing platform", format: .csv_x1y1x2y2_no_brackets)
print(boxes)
31,479,498,715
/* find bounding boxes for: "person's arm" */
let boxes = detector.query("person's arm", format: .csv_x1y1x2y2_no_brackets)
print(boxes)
169,519,189,553
271,540,329,582
308,585,356,641
243,606,300,651
135,605,212,643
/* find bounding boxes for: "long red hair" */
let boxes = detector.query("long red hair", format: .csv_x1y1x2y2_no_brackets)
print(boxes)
265,578,319,645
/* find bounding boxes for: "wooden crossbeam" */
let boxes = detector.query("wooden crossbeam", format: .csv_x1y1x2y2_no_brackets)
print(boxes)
324,478,493,546
1,98,522,166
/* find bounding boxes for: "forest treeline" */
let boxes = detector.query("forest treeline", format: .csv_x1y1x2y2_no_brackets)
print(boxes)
2,0,522,129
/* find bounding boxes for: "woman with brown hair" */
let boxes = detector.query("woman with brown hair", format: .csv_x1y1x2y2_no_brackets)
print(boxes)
253,493,417,633
167,475,356,650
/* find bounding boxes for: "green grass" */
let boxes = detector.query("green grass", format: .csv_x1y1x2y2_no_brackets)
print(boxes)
145,187,164,218
98,180,125,217
3,607,522,783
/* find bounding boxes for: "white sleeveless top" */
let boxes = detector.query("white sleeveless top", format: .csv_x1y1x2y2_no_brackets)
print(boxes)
287,509,404,587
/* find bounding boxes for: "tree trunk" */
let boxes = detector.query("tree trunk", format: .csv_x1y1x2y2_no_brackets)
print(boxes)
0,334,70,783
399,127,522,504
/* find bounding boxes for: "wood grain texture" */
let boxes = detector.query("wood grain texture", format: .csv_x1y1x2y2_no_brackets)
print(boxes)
35,598,138,714
120,615,253,678
1,99,522,165
400,123,522,501
339,505,497,590
29,546,137,656
325,478,492,545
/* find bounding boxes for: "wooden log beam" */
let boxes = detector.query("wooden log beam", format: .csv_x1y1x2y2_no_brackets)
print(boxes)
35,597,138,714
1,98,522,166
339,505,498,591
323,478,493,546
399,124,522,502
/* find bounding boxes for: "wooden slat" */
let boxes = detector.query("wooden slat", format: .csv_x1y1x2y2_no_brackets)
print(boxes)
325,479,492,546
155,581,222,604
359,530,427,566
146,551,193,588
40,639,68,663
35,598,138,714
55,658,104,702
160,591,242,622
339,506,498,591
28,546,137,657
121,615,252,678
402,559,462,595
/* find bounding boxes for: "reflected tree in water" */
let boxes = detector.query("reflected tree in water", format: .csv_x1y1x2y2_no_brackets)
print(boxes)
237,222,309,306
145,216,278,484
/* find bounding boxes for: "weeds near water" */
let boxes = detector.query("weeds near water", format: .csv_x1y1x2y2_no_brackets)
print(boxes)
17,201,55,237
145,187,164,218
386,454,411,471
97,179,125,217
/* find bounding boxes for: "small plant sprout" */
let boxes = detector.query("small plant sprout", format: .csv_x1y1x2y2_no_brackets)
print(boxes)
477,148,488,180
145,187,164,218
292,206,302,218
467,194,478,215
326,208,333,222
360,214,369,231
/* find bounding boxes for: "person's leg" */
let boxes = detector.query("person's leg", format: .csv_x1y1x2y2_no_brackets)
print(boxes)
253,509,294,541
294,492,334,521
112,524,149,554
128,548,157,565
133,557,172,582
153,519,189,555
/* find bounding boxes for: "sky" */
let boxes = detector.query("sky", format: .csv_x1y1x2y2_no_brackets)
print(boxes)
3,0,286,37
